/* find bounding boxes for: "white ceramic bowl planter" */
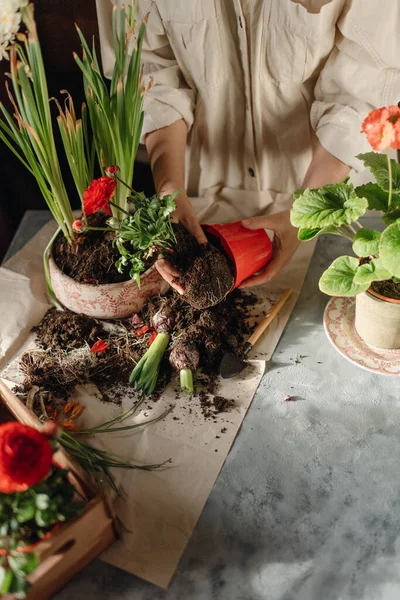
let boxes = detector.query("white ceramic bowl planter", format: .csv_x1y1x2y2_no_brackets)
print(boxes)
48,251,168,320
355,289,400,350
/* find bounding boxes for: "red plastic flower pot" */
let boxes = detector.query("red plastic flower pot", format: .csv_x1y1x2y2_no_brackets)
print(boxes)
203,221,273,288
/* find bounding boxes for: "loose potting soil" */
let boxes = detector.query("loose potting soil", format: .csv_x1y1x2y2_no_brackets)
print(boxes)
17,289,257,421
371,280,400,301
170,224,235,309
53,214,130,284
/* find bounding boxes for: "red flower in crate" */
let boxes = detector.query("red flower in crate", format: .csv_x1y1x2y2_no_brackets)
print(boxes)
83,176,117,216
0,423,53,494
90,339,109,353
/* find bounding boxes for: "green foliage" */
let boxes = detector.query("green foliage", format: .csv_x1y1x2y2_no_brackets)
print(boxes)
291,183,368,229
353,259,392,286
319,256,369,296
75,5,148,214
0,552,39,599
129,333,170,395
380,220,400,278
352,228,381,257
357,153,400,194
110,191,178,286
354,183,400,212
297,226,341,241
291,147,400,297
0,466,81,598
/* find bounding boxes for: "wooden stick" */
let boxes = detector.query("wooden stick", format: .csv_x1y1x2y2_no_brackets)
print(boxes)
247,289,293,348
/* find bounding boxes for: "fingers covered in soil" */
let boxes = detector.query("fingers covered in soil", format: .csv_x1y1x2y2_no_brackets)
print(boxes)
169,224,234,309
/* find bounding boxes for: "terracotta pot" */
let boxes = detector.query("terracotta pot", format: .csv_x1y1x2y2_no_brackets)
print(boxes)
355,290,400,349
203,221,273,288
48,251,169,319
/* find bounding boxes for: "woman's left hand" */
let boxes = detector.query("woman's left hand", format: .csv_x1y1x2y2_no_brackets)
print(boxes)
239,209,300,288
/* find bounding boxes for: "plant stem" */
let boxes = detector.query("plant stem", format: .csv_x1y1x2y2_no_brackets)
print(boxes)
180,369,194,394
355,221,363,229
337,228,354,242
387,149,393,209
113,174,135,193
340,225,356,239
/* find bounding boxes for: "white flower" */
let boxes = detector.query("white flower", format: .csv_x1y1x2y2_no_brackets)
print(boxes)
0,0,25,61
0,41,9,61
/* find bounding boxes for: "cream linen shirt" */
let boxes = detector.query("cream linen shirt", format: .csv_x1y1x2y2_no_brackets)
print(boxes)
96,0,400,222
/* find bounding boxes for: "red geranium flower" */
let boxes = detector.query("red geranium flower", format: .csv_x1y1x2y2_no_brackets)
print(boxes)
361,107,395,151
0,423,53,494
83,177,117,216
90,339,109,353
388,105,400,150
72,219,85,233
361,106,400,151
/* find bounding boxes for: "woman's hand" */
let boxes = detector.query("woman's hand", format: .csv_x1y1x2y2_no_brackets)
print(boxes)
239,209,300,288
155,190,207,294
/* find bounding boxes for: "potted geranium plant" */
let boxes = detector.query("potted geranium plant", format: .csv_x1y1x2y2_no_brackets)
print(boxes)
0,422,82,598
290,106,400,349
0,2,168,319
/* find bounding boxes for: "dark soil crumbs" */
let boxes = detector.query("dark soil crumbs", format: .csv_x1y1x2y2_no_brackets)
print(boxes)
169,224,234,309
18,287,257,419
32,308,105,351
371,280,400,301
53,213,131,284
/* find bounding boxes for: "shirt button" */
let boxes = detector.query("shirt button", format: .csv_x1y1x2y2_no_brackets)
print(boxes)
248,168,255,177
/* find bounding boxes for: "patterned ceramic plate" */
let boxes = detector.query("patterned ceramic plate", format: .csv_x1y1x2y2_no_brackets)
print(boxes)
323,296,400,376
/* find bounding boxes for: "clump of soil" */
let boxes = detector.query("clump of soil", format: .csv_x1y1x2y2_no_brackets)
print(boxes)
170,224,234,309
24,308,147,404
143,288,257,371
17,288,257,419
371,280,400,301
53,213,131,284
33,308,105,351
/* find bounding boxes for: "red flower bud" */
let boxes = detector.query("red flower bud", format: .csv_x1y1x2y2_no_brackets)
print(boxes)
105,165,120,176
0,423,53,493
90,339,109,353
72,219,85,233
83,177,117,216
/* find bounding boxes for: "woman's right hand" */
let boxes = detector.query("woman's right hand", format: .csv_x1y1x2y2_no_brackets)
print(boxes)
156,190,207,294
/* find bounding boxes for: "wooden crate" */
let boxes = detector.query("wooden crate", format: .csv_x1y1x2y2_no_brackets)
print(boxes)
0,380,116,600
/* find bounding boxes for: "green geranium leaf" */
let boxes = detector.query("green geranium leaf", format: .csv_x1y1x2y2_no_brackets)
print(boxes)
354,183,400,212
297,226,340,241
380,220,400,277
291,183,368,229
357,152,400,194
352,228,381,257
319,256,369,296
353,259,392,285
383,209,400,225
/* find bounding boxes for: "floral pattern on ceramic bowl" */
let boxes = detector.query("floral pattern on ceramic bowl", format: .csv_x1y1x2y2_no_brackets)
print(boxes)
49,256,169,319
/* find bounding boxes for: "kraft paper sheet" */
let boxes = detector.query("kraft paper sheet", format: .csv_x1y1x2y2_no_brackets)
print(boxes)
0,218,315,588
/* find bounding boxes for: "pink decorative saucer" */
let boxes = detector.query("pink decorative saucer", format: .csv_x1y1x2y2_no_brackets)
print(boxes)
323,297,400,376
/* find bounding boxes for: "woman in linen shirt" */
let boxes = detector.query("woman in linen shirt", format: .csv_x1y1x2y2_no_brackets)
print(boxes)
96,0,400,291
